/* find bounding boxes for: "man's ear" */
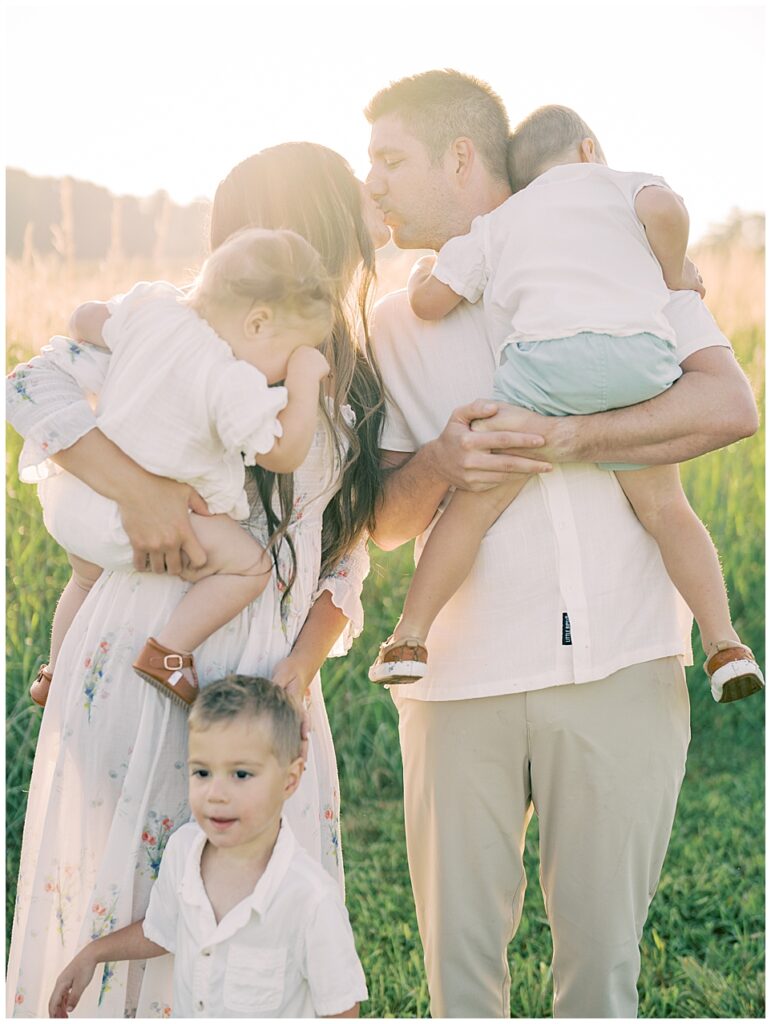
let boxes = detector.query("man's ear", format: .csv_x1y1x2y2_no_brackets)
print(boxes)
245,305,273,338
449,137,475,185
284,756,305,798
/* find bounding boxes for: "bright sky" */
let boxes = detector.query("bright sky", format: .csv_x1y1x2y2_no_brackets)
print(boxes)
3,1,766,242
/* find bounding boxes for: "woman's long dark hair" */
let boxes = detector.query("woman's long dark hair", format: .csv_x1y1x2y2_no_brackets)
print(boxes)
210,143,385,593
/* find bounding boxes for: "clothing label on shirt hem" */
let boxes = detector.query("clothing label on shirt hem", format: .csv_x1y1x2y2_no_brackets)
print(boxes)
562,612,572,645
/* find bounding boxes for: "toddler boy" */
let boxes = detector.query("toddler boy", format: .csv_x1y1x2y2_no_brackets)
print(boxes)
49,675,367,1018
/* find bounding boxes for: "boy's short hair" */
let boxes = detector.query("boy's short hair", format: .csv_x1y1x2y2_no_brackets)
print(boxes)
365,69,510,183
189,674,302,764
508,104,606,193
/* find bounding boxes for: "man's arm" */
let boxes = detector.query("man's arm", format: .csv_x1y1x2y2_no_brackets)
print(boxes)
473,346,758,466
370,400,551,551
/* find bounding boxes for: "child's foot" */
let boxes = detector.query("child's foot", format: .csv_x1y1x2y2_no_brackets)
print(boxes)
368,635,428,685
133,637,199,708
30,664,53,707
705,642,765,703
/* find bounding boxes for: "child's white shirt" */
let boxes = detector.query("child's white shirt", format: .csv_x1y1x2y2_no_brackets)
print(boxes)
142,819,368,1018
96,281,288,519
433,162,677,352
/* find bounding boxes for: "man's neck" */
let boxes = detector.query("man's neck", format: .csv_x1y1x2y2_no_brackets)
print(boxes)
437,179,512,249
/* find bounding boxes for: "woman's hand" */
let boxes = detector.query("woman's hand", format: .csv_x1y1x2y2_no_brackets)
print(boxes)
118,476,211,575
272,656,312,763
48,951,97,1017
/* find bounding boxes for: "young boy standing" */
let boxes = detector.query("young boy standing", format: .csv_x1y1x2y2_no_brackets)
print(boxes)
48,676,367,1019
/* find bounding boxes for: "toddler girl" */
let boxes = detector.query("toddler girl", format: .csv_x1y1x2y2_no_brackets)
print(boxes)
31,227,333,709
369,105,763,705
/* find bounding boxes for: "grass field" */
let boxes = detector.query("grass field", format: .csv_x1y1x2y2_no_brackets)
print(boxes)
5,242,765,1017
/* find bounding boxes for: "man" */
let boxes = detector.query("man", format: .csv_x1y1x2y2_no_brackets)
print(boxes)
365,70,757,1018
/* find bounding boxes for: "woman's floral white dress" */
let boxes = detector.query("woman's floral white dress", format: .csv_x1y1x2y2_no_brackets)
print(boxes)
6,340,369,1018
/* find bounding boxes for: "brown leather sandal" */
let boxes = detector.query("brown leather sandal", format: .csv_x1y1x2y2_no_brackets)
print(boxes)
133,637,199,708
368,635,428,685
30,664,53,707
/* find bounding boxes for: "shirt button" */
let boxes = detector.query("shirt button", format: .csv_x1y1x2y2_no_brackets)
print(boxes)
197,1000,204,1011
202,949,211,957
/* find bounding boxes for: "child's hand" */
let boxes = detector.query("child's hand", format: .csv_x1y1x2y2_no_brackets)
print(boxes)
286,346,331,382
676,257,706,298
48,951,97,1017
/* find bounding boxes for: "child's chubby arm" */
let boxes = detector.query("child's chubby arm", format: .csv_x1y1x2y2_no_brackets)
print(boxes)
254,347,330,474
68,301,112,348
48,920,167,1017
635,185,705,297
408,254,464,320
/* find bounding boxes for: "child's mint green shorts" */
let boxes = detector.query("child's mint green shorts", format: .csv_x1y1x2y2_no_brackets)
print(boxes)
492,331,682,471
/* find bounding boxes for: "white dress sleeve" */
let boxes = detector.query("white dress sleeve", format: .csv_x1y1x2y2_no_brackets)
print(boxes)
432,213,491,303
7,337,111,482
208,360,288,463
312,535,371,657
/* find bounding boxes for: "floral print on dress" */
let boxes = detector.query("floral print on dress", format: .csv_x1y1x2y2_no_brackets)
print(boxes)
149,1001,173,1018
140,808,185,879
82,637,114,720
322,803,340,866
8,369,32,403
97,962,115,1007
44,864,78,944
90,889,119,940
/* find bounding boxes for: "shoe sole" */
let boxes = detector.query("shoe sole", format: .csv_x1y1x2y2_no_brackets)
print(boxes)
711,659,765,704
134,667,196,709
368,660,427,685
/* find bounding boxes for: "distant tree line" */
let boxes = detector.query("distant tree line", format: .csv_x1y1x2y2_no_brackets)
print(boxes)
6,168,209,263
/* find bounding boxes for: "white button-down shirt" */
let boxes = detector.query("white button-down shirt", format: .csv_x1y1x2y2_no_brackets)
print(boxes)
371,288,731,701
142,820,367,1017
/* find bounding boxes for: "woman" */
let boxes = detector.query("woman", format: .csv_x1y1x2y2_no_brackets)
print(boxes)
6,143,390,1018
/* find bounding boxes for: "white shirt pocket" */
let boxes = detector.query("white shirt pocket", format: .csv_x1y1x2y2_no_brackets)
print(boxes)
223,944,286,1013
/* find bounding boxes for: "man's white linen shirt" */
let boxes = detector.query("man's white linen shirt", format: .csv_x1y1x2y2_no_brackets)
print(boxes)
142,820,368,1018
432,164,678,352
372,288,732,701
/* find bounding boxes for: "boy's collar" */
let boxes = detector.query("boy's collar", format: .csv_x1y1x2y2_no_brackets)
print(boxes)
180,816,298,921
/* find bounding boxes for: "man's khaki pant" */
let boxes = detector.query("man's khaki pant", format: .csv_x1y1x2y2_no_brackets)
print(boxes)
395,657,690,1018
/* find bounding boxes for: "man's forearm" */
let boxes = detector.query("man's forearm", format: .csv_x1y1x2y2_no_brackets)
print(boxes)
371,446,448,551
554,347,758,465
478,346,758,467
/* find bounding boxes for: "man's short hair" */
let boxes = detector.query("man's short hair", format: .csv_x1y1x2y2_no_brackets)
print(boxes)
507,104,606,193
189,674,302,764
365,69,510,182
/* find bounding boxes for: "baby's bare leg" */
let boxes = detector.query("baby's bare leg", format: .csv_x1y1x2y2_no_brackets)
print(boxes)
616,465,738,653
48,555,103,672
395,474,530,643
156,514,272,653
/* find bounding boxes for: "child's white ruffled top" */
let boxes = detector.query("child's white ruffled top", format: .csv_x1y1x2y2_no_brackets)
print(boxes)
98,281,288,519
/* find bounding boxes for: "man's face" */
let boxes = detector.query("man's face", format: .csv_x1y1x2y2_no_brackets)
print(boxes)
367,113,457,250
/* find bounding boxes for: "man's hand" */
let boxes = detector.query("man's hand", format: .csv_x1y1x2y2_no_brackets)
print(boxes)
271,656,312,763
49,951,97,1017
430,399,551,491
119,476,210,575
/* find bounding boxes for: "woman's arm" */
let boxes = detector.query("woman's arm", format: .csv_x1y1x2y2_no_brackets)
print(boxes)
7,343,209,573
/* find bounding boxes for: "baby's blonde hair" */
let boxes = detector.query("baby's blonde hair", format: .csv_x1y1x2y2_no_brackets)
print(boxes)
508,104,606,194
189,226,334,335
